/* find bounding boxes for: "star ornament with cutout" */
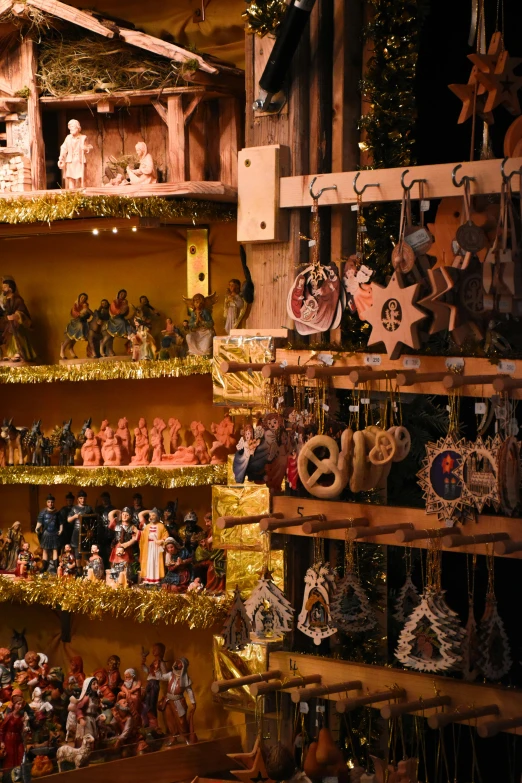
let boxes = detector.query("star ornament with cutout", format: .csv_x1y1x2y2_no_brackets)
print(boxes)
362,272,426,360
417,434,476,524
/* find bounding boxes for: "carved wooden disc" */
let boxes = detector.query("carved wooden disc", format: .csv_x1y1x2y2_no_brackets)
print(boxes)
391,241,416,273
456,222,487,253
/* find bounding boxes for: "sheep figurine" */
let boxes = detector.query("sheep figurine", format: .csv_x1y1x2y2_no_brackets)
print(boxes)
56,734,95,771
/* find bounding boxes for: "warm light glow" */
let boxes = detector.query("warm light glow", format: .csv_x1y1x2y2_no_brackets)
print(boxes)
132,227,138,232
92,229,99,235
112,227,118,233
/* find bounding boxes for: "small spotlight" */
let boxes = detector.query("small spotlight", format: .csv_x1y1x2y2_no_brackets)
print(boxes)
112,227,118,233
132,227,137,232
92,229,99,235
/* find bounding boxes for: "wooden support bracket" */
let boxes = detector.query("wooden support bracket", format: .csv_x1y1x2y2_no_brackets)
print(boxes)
381,695,452,719
477,716,522,738
220,361,267,373
336,688,406,713
262,364,307,378
346,523,414,540
427,704,499,729
237,145,290,243
442,532,510,549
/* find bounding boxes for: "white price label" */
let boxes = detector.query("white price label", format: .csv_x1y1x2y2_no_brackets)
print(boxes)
308,396,315,405
445,357,465,370
420,199,430,212
316,705,325,713
308,239,316,247
322,403,329,412
317,353,334,366
349,405,360,412
498,360,516,375
299,702,309,714
364,354,382,366
361,398,371,405
402,357,421,369
444,518,454,528
351,204,359,211
475,402,487,414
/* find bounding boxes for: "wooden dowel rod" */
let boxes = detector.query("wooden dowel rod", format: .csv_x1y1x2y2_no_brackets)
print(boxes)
395,527,453,543
259,514,326,531
492,376,521,392
349,369,397,384
494,539,522,555
291,680,362,703
211,670,283,693
427,704,499,729
302,517,368,534
442,374,499,389
442,532,510,548
250,674,321,697
381,695,452,719
347,523,414,540
306,365,362,379
396,371,447,387
262,364,307,378
336,688,406,713
477,716,522,738
216,512,284,530
219,361,266,374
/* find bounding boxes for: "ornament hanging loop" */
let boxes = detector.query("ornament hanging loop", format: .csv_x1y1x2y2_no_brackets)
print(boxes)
353,171,380,196
309,176,337,201
400,168,427,193
500,156,522,186
451,163,476,188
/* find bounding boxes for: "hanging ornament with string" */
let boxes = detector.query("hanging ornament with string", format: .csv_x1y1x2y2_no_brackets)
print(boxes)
462,554,480,682
244,534,294,643
297,537,337,644
477,548,512,680
330,534,377,634
287,188,342,335
342,193,374,320
221,586,253,651
393,548,420,623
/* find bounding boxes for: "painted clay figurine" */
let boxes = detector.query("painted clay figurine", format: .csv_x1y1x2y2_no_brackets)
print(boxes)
35,494,63,573
118,668,142,716
108,507,139,564
190,420,211,464
60,293,93,359
130,427,150,465
57,419,78,466
88,299,110,358
102,290,134,357
141,642,167,727
129,318,156,361
194,511,226,593
57,544,76,578
210,414,237,464
223,278,247,334
3,521,25,572
162,537,192,592
0,277,37,362
76,676,102,742
168,418,182,453
158,658,197,744
0,418,27,465
25,420,53,466
81,428,102,466
138,509,168,586
67,490,94,569
85,545,104,581
15,542,34,578
126,142,157,186
106,545,130,588
116,418,131,464
101,427,122,466
160,318,184,357
183,292,217,357
150,418,166,464
58,119,92,189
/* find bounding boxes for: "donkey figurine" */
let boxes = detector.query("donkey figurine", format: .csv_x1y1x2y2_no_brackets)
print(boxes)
0,418,28,465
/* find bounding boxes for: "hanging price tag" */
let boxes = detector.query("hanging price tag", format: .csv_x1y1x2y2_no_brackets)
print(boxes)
316,705,325,713
498,360,516,374
308,239,316,247
402,357,421,369
364,354,382,366
361,398,371,405
474,402,487,414
420,199,430,212
308,397,315,406
349,405,360,412
322,403,330,412
351,204,359,211
445,357,465,370
300,703,309,714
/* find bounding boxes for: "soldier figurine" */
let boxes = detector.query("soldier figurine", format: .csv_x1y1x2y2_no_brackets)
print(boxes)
96,491,114,568
35,494,63,574
67,490,94,571
130,493,144,529
59,492,75,546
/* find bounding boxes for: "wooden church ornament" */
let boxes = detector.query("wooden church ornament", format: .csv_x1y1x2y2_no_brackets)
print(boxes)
330,570,377,634
362,272,426,360
297,563,337,644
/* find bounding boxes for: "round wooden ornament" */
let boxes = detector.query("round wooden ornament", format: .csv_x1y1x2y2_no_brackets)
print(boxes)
457,434,501,513
417,434,476,524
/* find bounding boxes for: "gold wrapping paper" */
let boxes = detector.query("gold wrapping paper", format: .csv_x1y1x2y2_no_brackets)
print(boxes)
0,356,211,384
0,575,230,628
0,193,235,225
212,635,269,709
0,464,227,488
212,336,274,407
212,485,270,548
226,549,284,597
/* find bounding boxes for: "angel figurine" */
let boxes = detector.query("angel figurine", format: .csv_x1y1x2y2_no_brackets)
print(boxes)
182,292,217,357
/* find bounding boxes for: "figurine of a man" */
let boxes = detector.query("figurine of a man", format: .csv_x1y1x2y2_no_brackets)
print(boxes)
0,277,37,363
58,119,92,189
67,490,94,570
86,545,104,581
59,492,75,546
96,491,114,568
158,658,197,744
126,142,157,186
35,494,63,574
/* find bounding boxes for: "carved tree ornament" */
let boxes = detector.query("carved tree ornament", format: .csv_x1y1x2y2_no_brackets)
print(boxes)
361,272,426,360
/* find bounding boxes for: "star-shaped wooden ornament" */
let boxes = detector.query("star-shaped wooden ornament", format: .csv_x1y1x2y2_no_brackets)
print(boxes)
362,272,427,360
418,267,457,334
477,50,522,115
448,79,494,124
467,30,504,92
229,748,275,783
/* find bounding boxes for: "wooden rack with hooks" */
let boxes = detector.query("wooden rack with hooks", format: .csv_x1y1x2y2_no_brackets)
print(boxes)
249,674,321,696
215,512,283,530
290,680,362,702
441,532,510,548
346,523,414,540
259,514,325,531
336,689,406,713
380,695,452,719
301,517,368,533
427,705,500,729
211,670,283,694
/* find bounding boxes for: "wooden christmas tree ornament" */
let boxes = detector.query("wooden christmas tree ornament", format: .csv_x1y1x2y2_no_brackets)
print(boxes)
221,586,252,651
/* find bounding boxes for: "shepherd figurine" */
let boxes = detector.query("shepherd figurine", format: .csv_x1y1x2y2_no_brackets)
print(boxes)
58,119,92,189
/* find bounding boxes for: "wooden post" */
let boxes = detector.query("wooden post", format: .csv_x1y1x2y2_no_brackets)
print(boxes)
188,101,206,181
19,38,46,190
219,96,240,187
167,95,186,182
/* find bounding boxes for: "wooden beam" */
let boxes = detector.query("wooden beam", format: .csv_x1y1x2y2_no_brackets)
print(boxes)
167,95,186,182
188,102,206,181
271,496,522,559
218,96,240,188
151,100,168,125
19,38,45,190
118,28,217,74
25,0,114,37
270,652,522,734
184,94,203,125
0,217,140,238
96,99,114,114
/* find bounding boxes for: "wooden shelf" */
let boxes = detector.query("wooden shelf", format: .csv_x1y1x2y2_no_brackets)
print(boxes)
271,497,522,558
0,181,237,204
274,349,522,398
269,652,522,735
0,357,211,384
39,85,229,109
0,464,226,488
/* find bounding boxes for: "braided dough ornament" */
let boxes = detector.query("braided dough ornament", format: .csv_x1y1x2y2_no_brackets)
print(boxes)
298,428,352,499
361,429,383,490
388,426,411,462
369,429,396,465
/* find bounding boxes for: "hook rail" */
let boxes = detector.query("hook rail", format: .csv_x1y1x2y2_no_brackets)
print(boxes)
250,674,321,696
302,517,368,534
291,680,362,703
259,514,326,532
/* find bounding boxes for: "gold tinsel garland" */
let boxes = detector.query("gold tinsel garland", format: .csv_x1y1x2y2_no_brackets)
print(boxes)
0,357,212,384
242,0,287,36
0,464,227,488
0,576,230,628
0,193,236,225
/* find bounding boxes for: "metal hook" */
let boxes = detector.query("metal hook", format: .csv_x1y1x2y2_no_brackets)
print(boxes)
501,156,522,184
353,171,380,196
451,164,476,188
401,168,427,192
309,176,337,201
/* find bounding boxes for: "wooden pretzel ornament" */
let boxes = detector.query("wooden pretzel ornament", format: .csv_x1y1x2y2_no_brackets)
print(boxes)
298,428,352,499
388,426,411,462
369,429,397,465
